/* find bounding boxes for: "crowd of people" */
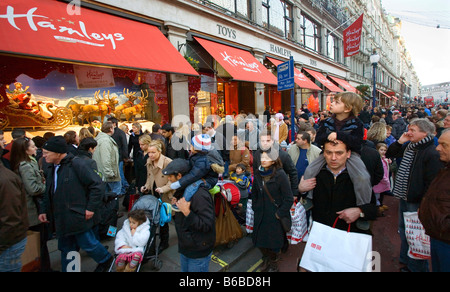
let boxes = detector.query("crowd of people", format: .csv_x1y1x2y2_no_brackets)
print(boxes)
0,96,449,272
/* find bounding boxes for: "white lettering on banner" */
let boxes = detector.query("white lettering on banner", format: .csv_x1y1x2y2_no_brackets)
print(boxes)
220,51,261,74
0,5,124,50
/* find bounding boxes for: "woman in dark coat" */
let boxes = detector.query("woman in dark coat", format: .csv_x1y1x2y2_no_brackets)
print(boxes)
251,151,294,272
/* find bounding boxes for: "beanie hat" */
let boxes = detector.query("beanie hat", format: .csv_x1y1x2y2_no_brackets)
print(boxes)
43,136,67,154
299,113,309,121
191,134,211,152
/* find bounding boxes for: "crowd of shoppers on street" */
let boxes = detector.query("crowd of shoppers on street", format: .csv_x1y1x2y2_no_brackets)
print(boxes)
1,99,449,272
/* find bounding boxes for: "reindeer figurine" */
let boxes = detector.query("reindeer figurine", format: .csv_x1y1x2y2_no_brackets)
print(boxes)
80,90,117,124
122,90,149,122
114,88,138,119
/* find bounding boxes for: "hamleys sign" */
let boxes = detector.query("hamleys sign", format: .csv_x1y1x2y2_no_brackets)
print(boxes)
0,2,124,50
0,0,200,75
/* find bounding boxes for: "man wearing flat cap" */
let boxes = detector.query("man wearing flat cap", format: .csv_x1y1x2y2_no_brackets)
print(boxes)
163,159,215,272
38,136,112,272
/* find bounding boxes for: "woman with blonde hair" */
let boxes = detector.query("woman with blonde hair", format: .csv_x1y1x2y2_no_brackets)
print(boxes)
133,134,152,190
367,122,387,147
140,139,174,253
79,127,94,142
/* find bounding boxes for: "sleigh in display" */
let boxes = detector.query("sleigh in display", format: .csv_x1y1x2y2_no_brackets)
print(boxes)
0,82,72,130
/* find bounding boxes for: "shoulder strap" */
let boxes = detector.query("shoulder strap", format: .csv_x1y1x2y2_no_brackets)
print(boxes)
262,183,277,207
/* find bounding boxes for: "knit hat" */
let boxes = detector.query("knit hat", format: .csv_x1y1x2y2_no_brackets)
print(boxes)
191,134,211,152
43,136,67,154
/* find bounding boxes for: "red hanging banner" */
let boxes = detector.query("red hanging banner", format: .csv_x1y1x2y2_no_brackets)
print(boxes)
343,14,364,57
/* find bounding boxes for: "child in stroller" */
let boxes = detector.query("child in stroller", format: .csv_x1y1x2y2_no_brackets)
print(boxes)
114,210,150,272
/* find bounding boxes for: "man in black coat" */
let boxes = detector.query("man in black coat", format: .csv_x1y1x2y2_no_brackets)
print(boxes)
108,117,129,195
391,112,408,140
386,118,443,272
163,159,215,272
252,128,298,197
299,139,377,234
38,136,112,272
161,124,189,160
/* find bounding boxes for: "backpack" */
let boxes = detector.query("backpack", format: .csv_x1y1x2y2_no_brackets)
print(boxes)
159,200,172,226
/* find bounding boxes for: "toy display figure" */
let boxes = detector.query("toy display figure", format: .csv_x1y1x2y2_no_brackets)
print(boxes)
0,82,72,130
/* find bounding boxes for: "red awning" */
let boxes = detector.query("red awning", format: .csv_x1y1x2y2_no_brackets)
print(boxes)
194,37,277,85
328,75,357,93
303,68,343,92
267,57,321,91
377,90,390,98
0,0,198,76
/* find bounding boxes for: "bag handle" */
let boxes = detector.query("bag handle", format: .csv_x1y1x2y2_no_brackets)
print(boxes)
332,217,351,233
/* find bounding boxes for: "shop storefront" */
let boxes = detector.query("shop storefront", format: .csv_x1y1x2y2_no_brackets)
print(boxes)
0,0,198,130
185,36,278,124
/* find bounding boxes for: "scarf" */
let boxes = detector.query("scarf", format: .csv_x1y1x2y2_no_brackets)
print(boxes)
392,135,433,200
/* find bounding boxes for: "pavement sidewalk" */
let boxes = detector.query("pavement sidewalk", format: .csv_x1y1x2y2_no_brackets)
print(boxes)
47,208,255,272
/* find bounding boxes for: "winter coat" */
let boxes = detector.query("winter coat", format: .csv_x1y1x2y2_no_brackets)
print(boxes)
372,157,391,194
288,144,322,167
93,132,120,182
128,130,143,160
111,127,128,162
316,115,364,154
114,218,150,254
41,153,104,237
252,168,294,249
386,139,443,203
271,121,288,144
312,166,377,234
164,133,189,160
228,147,250,173
0,161,28,255
229,172,250,199
391,118,407,140
252,147,298,197
173,186,216,258
18,157,46,226
176,152,218,190
358,110,371,125
419,164,450,244
144,154,175,204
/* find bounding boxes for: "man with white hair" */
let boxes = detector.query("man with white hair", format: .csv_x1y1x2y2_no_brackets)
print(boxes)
419,128,450,272
386,118,443,272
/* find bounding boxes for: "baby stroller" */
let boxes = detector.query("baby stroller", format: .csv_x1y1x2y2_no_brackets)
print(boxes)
108,195,165,272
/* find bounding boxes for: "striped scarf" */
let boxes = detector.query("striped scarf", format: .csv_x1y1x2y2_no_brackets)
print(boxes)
392,135,433,200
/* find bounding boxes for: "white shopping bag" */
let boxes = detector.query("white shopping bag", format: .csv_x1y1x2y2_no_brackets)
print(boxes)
403,211,431,260
245,199,254,234
286,202,308,244
299,219,373,272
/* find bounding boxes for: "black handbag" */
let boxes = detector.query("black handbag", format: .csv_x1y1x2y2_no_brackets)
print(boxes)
262,184,292,233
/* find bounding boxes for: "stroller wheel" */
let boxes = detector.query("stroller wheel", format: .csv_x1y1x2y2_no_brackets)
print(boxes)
226,240,236,249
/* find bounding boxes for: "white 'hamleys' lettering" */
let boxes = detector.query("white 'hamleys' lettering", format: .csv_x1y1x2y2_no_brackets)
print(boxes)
0,5,124,50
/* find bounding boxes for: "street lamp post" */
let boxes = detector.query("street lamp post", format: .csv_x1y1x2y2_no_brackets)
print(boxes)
370,50,380,112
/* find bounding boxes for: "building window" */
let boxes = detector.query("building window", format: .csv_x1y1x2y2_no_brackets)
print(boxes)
207,0,250,18
262,0,293,39
300,14,320,52
327,33,341,62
